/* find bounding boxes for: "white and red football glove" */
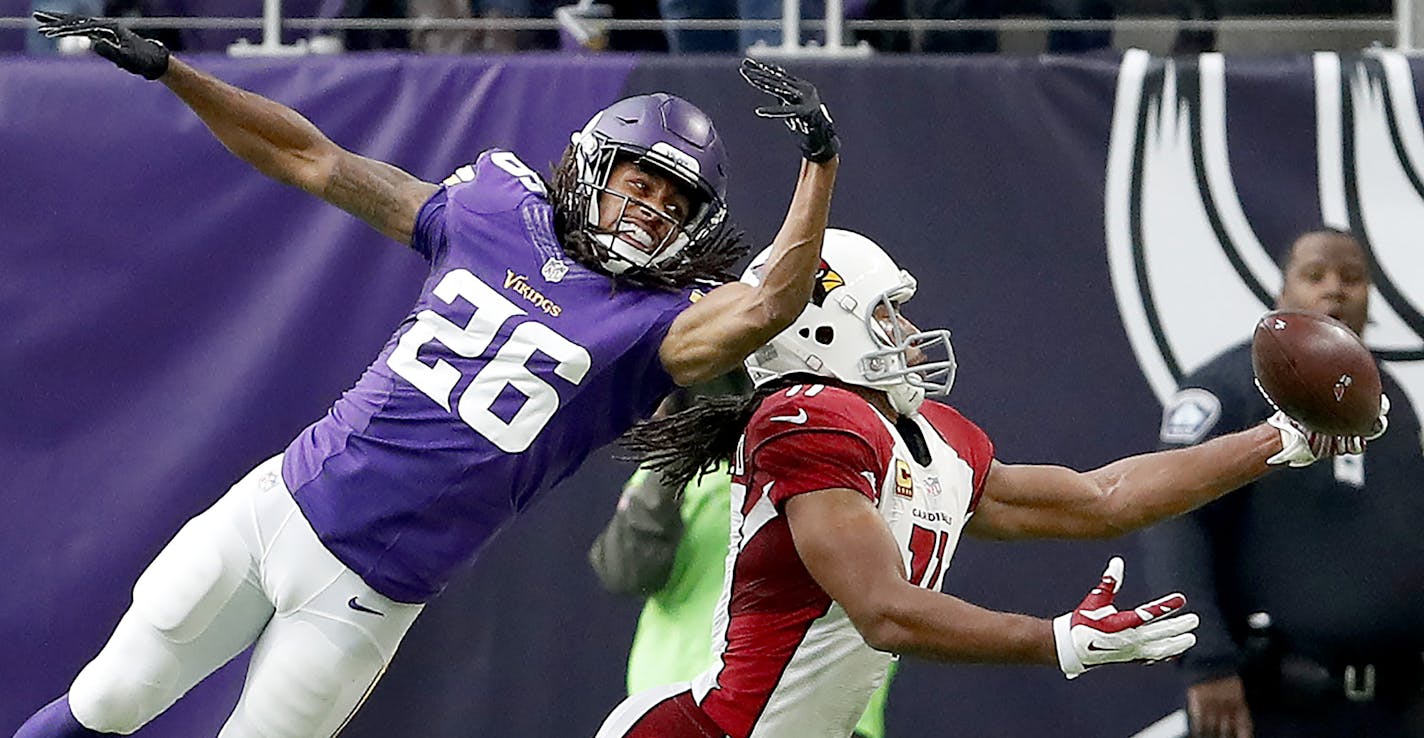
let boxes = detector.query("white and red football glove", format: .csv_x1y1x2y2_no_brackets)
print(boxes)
1264,391,1391,468
1053,557,1198,679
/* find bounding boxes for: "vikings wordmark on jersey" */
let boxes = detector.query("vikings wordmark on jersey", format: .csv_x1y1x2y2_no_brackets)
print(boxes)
283,150,696,603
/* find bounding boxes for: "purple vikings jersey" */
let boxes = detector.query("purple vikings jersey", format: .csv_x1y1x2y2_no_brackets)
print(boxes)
282,150,694,603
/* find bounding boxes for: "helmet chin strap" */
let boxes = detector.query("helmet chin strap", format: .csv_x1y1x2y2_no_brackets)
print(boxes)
588,217,691,275
886,383,926,416
592,232,643,274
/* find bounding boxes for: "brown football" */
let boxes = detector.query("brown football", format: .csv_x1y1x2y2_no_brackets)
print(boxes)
1251,309,1381,435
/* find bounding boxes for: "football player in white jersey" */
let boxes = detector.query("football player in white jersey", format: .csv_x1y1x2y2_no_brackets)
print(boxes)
596,229,1390,738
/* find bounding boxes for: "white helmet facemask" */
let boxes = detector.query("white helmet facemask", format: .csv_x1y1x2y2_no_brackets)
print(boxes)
743,229,957,416
860,277,957,415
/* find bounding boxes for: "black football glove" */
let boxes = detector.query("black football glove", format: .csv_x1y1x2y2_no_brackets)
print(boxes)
739,57,838,164
33,11,170,80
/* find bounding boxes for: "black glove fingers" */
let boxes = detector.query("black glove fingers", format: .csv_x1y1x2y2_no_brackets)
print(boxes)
33,12,99,35
740,63,802,98
33,12,120,42
748,62,809,96
32,10,86,24
754,108,798,120
788,79,818,99
742,72,796,100
36,20,82,36
744,69,799,96
38,17,110,36
753,104,797,116
39,26,95,39
742,58,796,88
30,12,169,79
41,24,113,40
741,57,837,163
746,75,803,98
739,57,786,78
737,63,772,88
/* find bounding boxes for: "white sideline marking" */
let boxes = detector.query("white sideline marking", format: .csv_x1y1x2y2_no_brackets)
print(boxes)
1129,709,1187,738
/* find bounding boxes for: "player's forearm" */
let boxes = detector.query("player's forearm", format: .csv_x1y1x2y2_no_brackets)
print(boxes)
587,478,684,596
857,587,1055,666
588,521,679,596
161,57,336,194
1077,424,1278,537
753,157,839,329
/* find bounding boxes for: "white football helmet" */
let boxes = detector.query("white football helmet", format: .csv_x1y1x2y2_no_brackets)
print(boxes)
742,229,956,415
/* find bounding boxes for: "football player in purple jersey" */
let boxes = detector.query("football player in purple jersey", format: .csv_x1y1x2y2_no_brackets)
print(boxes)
18,13,840,738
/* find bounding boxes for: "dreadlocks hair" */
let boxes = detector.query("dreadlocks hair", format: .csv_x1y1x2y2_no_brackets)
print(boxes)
548,144,748,291
618,377,804,493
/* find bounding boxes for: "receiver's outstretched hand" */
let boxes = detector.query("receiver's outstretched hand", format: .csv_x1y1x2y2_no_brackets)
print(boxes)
1260,381,1390,467
1053,557,1199,679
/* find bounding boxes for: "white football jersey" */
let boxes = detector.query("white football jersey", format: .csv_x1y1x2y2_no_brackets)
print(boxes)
690,383,994,738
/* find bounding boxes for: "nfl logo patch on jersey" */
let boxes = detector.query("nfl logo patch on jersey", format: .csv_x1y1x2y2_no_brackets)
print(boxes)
541,257,569,283
894,459,914,498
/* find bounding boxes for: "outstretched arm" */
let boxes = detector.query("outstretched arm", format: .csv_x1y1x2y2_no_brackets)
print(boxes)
660,158,836,385
659,60,839,386
788,487,1054,665
160,59,436,244
587,468,685,596
786,489,1196,677
34,12,436,245
967,424,1280,541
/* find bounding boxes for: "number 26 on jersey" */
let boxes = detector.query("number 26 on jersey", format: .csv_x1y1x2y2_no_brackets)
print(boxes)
387,268,591,453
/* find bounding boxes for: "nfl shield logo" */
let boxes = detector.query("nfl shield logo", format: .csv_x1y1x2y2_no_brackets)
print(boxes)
541,257,569,283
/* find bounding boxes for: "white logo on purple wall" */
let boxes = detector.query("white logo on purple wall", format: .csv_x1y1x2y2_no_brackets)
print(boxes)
1106,49,1424,417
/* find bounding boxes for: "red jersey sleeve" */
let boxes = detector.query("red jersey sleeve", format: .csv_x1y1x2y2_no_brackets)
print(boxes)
918,401,995,513
754,431,882,508
744,384,895,509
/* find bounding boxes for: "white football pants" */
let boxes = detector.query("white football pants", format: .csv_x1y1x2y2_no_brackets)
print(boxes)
67,455,424,737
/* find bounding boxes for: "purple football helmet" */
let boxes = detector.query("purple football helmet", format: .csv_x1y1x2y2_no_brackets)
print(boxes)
565,93,729,275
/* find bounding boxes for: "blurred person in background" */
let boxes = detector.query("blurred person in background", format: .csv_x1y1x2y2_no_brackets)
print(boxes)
594,228,1386,738
589,373,897,738
907,0,1112,54
403,0,561,51
1143,227,1424,738
655,0,832,54
656,0,737,52
15,17,841,737
342,0,563,53
342,0,410,50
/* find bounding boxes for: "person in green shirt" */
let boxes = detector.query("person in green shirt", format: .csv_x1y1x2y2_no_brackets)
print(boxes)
588,377,895,738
